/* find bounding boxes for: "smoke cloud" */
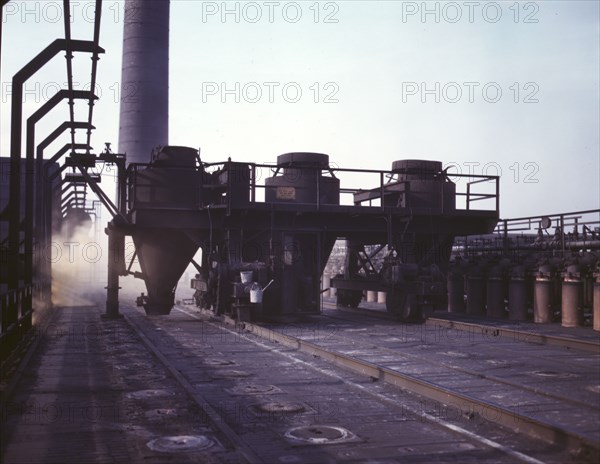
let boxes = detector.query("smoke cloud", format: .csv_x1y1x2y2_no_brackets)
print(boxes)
49,215,105,308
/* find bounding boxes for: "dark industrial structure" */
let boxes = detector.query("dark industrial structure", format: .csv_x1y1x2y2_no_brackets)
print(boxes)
448,210,600,328
102,147,499,321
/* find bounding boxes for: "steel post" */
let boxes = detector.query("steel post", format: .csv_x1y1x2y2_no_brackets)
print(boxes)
104,225,123,319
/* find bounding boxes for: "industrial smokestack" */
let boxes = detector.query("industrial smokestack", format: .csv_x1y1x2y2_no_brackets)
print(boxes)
118,0,170,164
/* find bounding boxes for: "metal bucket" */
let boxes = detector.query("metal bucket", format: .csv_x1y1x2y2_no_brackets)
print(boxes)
250,288,263,303
241,271,253,284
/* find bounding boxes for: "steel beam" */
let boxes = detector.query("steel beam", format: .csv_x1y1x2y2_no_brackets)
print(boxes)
8,39,104,291
26,93,96,305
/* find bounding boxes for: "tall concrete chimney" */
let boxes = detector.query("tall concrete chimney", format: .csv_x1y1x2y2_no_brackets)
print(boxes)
118,0,170,164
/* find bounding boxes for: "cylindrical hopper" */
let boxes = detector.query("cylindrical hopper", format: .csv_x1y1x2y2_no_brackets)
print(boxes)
131,146,203,315
134,229,198,315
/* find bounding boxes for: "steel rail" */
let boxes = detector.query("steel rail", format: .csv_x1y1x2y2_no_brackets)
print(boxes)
322,301,600,354
427,317,600,355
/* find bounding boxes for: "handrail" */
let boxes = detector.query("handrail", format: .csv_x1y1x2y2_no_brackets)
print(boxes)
0,285,34,334
125,160,500,213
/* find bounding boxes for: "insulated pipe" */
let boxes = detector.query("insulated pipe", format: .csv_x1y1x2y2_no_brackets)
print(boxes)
534,264,554,324
562,264,583,328
508,265,528,321
466,263,487,315
447,268,465,313
118,0,170,164
322,275,331,295
486,264,505,318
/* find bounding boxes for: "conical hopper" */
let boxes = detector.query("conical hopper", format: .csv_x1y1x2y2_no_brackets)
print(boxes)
133,229,198,315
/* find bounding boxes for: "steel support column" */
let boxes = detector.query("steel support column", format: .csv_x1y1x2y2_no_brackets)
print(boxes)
103,225,124,319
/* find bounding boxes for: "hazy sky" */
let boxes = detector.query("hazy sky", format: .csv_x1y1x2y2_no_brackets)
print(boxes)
2,0,599,219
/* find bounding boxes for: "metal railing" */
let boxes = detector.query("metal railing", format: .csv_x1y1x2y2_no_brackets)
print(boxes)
494,209,600,253
0,285,34,365
130,160,500,214
453,209,600,256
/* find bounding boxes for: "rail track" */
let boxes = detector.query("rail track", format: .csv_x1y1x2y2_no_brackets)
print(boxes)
123,303,589,463
180,303,600,462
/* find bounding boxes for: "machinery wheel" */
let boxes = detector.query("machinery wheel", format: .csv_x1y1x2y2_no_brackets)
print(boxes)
386,290,422,322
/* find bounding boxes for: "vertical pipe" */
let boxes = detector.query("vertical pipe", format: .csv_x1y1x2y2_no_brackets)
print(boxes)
466,274,485,315
118,0,170,165
560,215,565,254
486,267,505,318
316,165,320,209
322,274,331,295
593,272,600,331
447,268,465,313
503,219,508,255
534,280,553,323
24,121,35,303
119,162,128,215
508,273,528,321
562,264,583,328
8,84,23,295
379,172,384,209
495,177,499,213
104,227,123,319
562,279,582,327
